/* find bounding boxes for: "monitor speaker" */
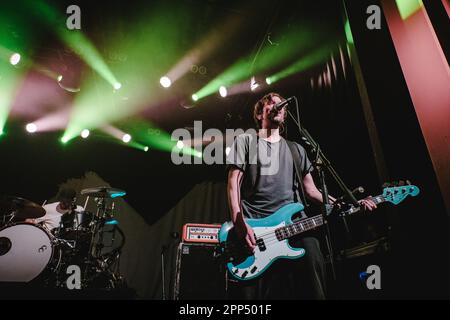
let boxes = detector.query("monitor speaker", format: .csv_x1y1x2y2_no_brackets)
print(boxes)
173,242,227,300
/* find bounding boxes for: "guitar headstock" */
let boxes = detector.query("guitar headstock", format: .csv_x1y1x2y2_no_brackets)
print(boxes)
382,181,420,205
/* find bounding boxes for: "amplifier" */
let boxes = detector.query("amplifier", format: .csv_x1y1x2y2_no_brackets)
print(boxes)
173,242,227,300
182,223,221,244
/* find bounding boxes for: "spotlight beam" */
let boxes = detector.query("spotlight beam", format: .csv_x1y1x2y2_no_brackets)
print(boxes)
164,12,245,83
27,2,119,88
0,51,27,133
62,5,193,142
267,45,334,84
193,25,327,100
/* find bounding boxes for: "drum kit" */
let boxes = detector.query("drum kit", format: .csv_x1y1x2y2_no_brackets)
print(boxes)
0,187,127,290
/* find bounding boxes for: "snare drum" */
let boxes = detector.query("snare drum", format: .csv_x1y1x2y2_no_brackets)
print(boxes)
0,223,59,282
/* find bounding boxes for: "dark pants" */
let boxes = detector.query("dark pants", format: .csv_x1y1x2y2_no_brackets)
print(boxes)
228,237,327,300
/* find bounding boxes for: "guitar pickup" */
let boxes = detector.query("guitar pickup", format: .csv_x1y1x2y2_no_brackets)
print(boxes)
251,266,257,274
256,238,266,251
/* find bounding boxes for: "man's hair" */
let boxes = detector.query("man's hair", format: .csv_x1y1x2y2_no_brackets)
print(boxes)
253,92,286,129
56,188,76,202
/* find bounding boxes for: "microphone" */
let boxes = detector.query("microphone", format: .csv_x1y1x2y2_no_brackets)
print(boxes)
272,96,295,112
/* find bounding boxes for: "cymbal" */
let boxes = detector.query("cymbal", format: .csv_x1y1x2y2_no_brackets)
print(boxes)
0,196,46,219
81,187,126,198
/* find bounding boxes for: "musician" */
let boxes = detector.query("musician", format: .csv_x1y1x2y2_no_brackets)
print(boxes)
27,188,84,231
226,92,376,299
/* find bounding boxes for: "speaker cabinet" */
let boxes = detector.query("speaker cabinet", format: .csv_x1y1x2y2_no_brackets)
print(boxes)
173,243,227,300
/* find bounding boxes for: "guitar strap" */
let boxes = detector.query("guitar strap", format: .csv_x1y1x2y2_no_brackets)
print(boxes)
286,140,310,212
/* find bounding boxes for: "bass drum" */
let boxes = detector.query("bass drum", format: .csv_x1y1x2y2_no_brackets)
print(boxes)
0,223,60,282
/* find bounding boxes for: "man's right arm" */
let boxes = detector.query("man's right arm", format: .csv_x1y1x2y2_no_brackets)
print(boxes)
227,167,256,250
227,167,243,224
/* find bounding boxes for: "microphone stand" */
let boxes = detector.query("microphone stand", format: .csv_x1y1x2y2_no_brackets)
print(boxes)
286,97,360,282
161,245,167,300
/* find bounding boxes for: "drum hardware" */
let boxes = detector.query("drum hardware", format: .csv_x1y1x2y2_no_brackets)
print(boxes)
69,187,126,288
81,187,126,199
0,189,127,291
55,237,77,250
1,213,14,226
81,187,126,260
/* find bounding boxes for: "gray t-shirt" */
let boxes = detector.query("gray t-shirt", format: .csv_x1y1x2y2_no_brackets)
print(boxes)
227,133,312,219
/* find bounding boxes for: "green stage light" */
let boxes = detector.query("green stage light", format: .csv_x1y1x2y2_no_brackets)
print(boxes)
0,8,32,134
27,1,119,88
121,139,148,152
192,94,199,101
62,32,120,88
9,53,21,66
265,77,272,85
266,45,335,84
108,118,199,157
132,143,149,151
193,25,320,100
63,2,196,139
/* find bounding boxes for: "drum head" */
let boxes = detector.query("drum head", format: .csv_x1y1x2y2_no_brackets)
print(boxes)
0,223,53,282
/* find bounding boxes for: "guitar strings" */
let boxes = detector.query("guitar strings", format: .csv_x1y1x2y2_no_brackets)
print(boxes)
257,194,388,243
252,193,393,240
250,196,390,238
226,193,401,253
